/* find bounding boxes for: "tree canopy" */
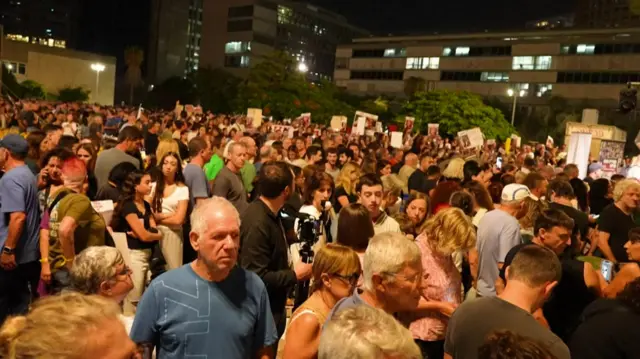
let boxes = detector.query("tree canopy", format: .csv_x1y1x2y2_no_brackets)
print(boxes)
404,90,514,140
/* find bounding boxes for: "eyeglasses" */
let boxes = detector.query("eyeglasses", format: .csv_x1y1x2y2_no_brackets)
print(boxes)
333,273,360,286
113,265,132,280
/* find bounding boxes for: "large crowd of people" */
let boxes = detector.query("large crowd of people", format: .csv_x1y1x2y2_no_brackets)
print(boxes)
1,98,640,358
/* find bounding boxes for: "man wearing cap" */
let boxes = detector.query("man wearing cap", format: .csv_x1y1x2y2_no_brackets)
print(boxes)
0,134,41,323
474,183,529,297
585,163,603,186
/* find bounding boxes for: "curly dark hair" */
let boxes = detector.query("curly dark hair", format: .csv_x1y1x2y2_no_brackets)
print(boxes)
152,152,185,213
617,277,640,315
478,330,558,359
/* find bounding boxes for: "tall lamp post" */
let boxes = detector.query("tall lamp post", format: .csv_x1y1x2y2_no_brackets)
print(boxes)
507,88,525,126
90,63,105,103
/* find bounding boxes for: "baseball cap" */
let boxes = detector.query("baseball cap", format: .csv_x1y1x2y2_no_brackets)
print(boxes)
501,183,532,202
0,134,29,156
588,163,603,174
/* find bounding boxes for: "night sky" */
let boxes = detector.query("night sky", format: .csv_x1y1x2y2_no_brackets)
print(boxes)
309,0,576,34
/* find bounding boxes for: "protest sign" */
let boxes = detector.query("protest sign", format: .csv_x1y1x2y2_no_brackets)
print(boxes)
457,128,483,149
375,121,383,133
330,116,348,131
355,117,366,135
247,108,263,128
405,117,415,133
427,123,439,137
390,132,403,149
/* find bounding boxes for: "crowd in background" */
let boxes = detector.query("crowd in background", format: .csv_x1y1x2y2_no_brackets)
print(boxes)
0,97,640,359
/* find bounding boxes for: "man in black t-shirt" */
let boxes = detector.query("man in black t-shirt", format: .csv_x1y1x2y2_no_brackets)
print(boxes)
499,209,602,343
597,179,640,263
548,180,590,254
408,154,437,195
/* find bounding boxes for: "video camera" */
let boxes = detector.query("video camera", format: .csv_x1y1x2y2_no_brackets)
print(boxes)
279,207,321,264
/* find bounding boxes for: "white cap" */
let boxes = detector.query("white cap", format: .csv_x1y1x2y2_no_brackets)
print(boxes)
501,184,532,202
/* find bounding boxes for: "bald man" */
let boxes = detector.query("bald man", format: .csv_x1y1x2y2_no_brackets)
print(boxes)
398,153,419,185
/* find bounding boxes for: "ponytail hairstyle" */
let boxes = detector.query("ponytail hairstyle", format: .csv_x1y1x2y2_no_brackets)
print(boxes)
111,169,146,229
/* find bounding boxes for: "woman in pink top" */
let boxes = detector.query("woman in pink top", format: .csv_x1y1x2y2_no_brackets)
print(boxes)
404,207,476,359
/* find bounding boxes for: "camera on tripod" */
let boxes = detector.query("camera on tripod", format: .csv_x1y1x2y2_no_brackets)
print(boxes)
279,208,321,264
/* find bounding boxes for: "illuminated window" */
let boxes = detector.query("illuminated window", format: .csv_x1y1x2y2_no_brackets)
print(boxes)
513,83,530,96
535,56,552,69
481,72,509,82
512,56,535,70
406,57,439,70
442,47,452,56
225,41,251,54
6,33,29,43
225,55,250,68
576,44,595,54
535,84,552,97
383,48,406,57
278,6,292,24
455,47,470,56
561,45,570,54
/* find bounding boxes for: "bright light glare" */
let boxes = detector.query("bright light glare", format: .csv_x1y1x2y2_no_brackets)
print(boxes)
297,62,308,73
519,90,526,97
91,63,105,72
507,89,514,97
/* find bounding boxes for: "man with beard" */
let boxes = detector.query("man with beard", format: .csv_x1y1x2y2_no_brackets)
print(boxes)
94,126,142,189
325,147,340,181
131,197,278,358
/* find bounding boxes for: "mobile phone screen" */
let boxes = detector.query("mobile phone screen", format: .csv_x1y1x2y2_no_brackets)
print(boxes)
601,260,613,282
496,157,503,169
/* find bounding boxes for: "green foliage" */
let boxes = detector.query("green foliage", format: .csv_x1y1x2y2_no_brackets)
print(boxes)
235,51,353,123
20,80,46,99
56,86,90,102
404,90,514,140
190,68,241,114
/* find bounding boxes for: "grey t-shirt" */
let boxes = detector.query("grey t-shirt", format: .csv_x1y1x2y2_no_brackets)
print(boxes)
212,167,248,215
183,163,210,211
94,148,140,189
445,297,570,359
475,209,522,297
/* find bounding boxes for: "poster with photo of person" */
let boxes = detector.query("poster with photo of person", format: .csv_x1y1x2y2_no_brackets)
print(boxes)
428,123,439,137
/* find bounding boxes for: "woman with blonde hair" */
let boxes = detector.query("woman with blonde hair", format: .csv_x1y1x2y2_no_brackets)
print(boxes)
280,244,362,359
0,292,139,359
404,207,477,359
519,197,547,243
333,161,361,214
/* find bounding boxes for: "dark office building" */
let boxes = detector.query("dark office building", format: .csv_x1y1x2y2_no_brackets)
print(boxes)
147,0,203,85
201,0,368,81
576,0,640,28
0,0,80,49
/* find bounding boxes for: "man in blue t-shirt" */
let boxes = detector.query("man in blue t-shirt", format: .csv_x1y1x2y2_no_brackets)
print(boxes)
0,135,41,324
130,197,278,358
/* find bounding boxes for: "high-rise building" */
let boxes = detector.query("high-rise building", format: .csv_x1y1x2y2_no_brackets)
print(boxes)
0,0,80,49
201,0,368,81
575,0,640,28
147,0,204,85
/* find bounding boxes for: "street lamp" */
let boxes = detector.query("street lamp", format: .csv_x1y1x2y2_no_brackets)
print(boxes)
90,63,105,103
507,88,525,126
297,62,308,73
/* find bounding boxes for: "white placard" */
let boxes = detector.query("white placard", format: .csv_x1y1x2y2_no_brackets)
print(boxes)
330,116,348,131
288,127,295,138
355,117,366,135
247,108,263,128
91,200,114,227
375,121,383,133
391,132,403,149
457,128,484,149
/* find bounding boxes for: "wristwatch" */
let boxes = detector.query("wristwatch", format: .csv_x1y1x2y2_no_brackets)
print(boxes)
1,246,15,255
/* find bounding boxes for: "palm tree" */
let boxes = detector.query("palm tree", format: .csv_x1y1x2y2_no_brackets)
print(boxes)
124,46,144,104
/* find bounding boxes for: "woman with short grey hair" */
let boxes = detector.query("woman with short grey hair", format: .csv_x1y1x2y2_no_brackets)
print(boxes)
70,246,133,305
